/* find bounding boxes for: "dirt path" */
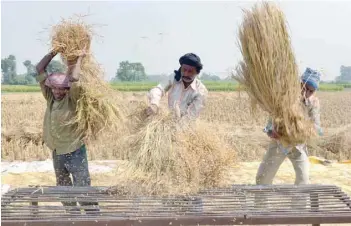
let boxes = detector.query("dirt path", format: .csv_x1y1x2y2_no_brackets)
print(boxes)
2,160,351,226
2,160,351,195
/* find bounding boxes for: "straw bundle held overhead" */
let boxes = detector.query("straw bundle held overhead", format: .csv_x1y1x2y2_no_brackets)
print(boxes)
51,16,92,64
112,108,234,196
50,16,126,140
234,2,316,146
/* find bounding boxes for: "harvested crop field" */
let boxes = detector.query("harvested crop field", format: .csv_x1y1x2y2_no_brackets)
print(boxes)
1,90,351,222
2,91,351,162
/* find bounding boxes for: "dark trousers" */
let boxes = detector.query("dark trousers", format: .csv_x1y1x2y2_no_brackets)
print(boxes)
53,145,99,212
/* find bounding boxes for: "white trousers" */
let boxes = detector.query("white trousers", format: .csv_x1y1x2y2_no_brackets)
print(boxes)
255,141,310,210
256,141,310,185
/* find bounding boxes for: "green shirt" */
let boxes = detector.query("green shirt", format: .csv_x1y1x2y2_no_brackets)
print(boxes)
36,72,84,155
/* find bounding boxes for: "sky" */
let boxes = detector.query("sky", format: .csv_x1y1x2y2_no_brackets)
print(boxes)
1,0,351,81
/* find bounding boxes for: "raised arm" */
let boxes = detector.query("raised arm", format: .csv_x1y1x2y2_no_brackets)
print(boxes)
66,55,85,103
35,51,57,100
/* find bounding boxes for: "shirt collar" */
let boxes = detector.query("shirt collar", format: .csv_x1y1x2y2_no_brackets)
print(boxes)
303,95,315,106
190,78,198,91
176,77,198,91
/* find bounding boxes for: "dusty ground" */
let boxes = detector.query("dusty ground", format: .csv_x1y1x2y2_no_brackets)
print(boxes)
2,160,351,195
2,160,351,225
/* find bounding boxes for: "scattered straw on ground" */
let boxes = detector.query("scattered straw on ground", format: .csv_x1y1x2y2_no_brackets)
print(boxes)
234,1,316,147
309,124,351,160
3,161,350,196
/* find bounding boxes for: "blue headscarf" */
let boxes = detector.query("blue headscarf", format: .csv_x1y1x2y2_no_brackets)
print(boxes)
301,67,321,90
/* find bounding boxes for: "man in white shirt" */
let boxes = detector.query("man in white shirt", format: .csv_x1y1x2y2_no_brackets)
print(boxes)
146,53,208,119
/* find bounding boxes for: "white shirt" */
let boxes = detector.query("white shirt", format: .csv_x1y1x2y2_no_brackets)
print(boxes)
147,73,208,118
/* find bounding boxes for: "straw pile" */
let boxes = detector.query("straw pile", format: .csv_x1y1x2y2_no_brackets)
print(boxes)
234,2,316,147
309,124,351,160
50,16,126,140
110,106,235,196
2,127,42,146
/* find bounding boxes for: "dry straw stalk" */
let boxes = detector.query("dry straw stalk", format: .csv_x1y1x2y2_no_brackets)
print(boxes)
309,124,351,160
234,2,316,147
110,106,235,196
50,15,126,141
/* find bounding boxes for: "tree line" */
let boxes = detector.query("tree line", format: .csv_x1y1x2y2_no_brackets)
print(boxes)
2,54,350,84
1,55,66,85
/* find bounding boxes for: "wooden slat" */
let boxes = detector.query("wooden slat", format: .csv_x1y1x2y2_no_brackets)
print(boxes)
2,214,351,226
2,184,351,225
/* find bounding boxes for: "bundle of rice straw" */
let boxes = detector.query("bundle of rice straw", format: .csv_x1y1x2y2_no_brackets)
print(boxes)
110,106,235,196
234,2,316,146
50,16,126,140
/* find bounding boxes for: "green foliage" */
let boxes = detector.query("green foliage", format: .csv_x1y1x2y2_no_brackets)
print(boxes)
46,60,67,74
1,54,67,85
2,81,237,92
200,72,221,81
204,81,238,91
341,84,351,88
336,65,351,83
23,60,36,84
1,55,17,84
318,84,344,91
3,82,345,93
115,61,147,81
110,81,157,91
1,54,348,90
2,85,41,92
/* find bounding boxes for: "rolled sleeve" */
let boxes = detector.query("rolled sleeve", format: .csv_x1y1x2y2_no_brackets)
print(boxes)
148,74,173,107
36,71,52,101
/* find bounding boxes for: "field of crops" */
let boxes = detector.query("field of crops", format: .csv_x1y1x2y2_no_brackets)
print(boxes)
1,81,347,92
2,90,351,162
2,89,351,198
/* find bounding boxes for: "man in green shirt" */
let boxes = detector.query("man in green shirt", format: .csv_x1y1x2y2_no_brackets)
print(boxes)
36,50,99,213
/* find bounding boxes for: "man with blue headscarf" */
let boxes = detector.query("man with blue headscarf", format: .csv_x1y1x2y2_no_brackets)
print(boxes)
256,67,323,186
